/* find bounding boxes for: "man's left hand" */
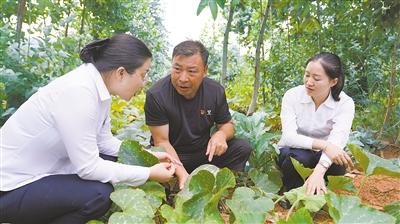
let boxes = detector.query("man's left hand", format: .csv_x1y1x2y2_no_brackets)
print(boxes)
206,131,228,162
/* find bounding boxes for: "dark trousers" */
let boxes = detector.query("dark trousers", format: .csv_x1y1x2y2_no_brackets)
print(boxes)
179,138,252,173
277,147,346,191
0,154,117,224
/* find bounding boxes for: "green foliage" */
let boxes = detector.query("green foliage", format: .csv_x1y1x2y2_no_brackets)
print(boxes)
349,144,400,177
348,128,385,153
109,189,156,224
326,192,396,224
249,168,281,194
283,186,326,213
118,140,159,167
231,110,280,172
197,0,226,20
327,176,357,193
226,187,274,224
276,207,313,224
161,164,235,223
290,157,313,181
384,201,400,224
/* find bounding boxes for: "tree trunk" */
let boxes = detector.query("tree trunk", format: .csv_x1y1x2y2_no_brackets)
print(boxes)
378,34,399,139
65,9,71,37
221,3,235,86
78,0,87,49
317,0,321,51
247,0,270,115
16,0,27,47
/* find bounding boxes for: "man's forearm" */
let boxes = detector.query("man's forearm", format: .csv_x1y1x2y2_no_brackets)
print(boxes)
215,121,235,141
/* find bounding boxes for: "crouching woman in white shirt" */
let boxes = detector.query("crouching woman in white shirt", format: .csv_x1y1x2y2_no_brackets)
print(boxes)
277,52,354,196
0,34,177,224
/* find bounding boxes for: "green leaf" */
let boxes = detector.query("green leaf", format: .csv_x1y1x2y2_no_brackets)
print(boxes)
384,201,400,224
216,0,225,8
349,144,400,177
209,0,218,20
118,140,159,167
327,176,357,193
276,207,313,224
226,187,274,224
196,0,209,16
109,189,155,224
87,220,104,224
139,181,166,212
326,192,396,224
284,186,326,212
290,157,313,181
160,165,235,223
249,168,282,194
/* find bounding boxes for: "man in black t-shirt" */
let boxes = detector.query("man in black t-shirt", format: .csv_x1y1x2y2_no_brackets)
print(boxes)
144,40,251,189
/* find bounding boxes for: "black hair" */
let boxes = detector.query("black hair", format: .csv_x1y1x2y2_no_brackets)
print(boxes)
172,40,209,66
80,34,152,74
306,52,344,101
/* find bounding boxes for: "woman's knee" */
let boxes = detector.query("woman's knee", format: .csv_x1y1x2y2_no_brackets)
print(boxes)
81,182,114,218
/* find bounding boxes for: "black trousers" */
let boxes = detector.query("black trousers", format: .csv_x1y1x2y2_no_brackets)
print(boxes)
277,147,346,191
178,138,252,173
0,154,116,224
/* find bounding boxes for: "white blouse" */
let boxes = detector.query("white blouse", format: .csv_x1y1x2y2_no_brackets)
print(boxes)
0,63,149,191
278,85,355,166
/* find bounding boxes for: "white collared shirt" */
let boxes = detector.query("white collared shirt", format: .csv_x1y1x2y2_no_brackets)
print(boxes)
0,63,149,191
278,85,355,165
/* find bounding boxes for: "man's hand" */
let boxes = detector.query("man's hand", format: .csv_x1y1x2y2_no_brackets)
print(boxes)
325,143,353,167
206,131,228,162
304,165,327,195
175,166,189,189
149,162,176,183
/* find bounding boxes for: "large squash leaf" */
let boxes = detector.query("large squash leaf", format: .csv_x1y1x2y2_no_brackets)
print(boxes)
249,168,282,194
160,164,235,223
326,192,396,224
327,176,357,193
139,181,166,212
276,207,313,224
226,187,274,224
384,201,400,224
118,140,159,166
290,157,313,181
349,144,400,177
109,189,155,224
284,186,326,212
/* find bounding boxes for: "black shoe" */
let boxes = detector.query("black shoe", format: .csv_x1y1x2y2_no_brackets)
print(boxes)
278,199,292,209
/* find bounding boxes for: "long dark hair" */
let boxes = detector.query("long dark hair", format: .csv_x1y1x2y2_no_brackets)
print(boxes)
80,34,152,74
306,52,344,101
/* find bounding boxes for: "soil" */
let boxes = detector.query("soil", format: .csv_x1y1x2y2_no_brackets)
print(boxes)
376,145,400,159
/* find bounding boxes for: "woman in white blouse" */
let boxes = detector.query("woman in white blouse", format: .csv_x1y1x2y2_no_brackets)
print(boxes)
0,34,177,224
277,52,354,197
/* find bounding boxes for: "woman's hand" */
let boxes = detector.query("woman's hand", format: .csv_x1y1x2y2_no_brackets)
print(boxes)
151,151,183,166
324,143,353,167
149,162,176,183
304,165,327,195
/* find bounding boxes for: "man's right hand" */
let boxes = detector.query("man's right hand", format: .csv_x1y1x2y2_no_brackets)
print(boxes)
175,166,189,190
149,162,176,183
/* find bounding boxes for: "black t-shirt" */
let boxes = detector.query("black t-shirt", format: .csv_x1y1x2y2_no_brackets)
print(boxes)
144,75,231,154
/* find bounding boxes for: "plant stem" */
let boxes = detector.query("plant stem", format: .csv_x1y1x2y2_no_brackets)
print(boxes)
274,195,286,205
286,199,299,221
357,175,368,196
